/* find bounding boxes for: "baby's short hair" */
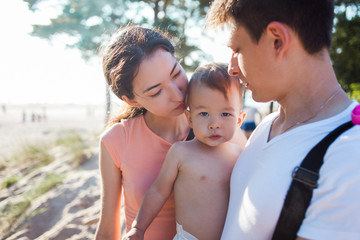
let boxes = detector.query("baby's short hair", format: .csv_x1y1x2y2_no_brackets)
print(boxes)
186,62,244,107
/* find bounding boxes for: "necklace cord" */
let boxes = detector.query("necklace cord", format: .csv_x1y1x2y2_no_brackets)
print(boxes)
272,86,342,133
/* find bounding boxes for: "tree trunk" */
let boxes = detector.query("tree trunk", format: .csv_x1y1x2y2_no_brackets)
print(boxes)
105,86,111,125
154,0,160,23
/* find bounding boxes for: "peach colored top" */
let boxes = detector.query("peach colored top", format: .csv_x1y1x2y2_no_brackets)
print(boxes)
101,115,184,239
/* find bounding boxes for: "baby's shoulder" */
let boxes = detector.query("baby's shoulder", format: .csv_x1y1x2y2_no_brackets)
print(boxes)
227,141,242,152
224,142,243,159
170,140,195,154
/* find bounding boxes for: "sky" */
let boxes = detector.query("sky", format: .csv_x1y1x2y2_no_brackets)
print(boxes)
0,0,232,106
0,0,106,105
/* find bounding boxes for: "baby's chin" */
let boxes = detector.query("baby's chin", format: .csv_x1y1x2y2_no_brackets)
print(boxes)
198,138,228,148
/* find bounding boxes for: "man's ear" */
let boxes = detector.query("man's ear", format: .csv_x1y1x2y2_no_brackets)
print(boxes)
184,109,193,127
121,95,142,108
266,21,290,60
237,111,246,127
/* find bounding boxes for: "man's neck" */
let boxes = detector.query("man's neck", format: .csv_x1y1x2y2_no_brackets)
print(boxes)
268,52,352,140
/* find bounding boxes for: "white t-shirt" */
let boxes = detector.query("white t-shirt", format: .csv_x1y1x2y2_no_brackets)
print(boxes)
221,101,360,240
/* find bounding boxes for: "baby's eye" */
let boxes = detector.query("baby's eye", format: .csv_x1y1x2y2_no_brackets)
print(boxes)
199,112,209,117
221,113,231,117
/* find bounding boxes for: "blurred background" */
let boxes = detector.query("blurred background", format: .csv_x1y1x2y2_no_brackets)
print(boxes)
0,0,359,239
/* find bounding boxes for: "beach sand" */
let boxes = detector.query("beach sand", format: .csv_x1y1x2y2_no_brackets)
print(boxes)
0,104,105,161
0,104,125,240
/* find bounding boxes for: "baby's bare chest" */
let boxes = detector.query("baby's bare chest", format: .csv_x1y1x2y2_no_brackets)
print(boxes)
180,155,234,184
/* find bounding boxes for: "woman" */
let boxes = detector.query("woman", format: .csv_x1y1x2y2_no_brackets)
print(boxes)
95,26,191,240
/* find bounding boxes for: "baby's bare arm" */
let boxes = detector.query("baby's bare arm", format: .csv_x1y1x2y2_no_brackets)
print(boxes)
126,143,182,235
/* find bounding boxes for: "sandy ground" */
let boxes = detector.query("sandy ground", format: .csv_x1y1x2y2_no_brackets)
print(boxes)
4,153,102,240
0,104,105,161
0,104,125,240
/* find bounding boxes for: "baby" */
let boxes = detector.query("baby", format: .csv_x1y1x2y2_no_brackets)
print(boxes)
123,62,246,240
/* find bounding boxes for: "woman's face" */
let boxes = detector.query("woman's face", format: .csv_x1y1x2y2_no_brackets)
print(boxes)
130,49,188,117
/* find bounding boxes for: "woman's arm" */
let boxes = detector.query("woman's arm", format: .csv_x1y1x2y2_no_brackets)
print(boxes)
95,141,123,240
123,144,182,240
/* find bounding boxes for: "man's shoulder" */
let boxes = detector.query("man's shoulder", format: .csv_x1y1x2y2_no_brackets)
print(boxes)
322,122,360,169
331,123,360,148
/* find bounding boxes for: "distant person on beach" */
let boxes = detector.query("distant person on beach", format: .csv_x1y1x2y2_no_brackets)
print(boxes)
206,0,360,239
31,112,36,122
123,63,246,240
22,111,26,123
95,26,247,240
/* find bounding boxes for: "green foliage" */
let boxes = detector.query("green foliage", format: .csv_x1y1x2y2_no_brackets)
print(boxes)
25,173,64,200
23,145,53,166
24,0,211,71
348,83,360,102
0,173,63,234
55,130,83,148
3,142,54,171
0,129,94,236
2,175,19,189
27,207,47,219
0,200,30,228
331,0,360,91
55,130,91,166
24,0,359,89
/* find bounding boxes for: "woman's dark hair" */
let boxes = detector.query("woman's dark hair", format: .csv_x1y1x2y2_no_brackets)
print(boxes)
100,25,174,127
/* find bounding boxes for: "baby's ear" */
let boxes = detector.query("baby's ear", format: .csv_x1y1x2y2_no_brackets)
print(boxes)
237,111,246,127
184,109,192,127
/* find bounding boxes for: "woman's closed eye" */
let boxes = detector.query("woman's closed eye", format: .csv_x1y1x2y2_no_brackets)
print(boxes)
172,70,181,79
150,89,162,97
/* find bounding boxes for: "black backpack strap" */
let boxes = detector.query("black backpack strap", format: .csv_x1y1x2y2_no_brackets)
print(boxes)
185,128,194,141
272,121,354,240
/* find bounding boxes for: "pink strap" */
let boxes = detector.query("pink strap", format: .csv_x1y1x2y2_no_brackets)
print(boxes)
351,105,360,125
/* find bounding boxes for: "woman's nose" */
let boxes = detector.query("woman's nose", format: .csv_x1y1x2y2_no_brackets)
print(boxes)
228,53,240,76
170,82,184,102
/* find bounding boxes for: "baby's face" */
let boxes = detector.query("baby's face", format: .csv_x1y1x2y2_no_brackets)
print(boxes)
187,83,243,147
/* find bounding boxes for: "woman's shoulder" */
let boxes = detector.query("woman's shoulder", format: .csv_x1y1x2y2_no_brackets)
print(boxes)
101,120,125,141
100,115,143,140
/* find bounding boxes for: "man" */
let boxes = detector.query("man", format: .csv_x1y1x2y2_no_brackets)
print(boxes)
206,0,360,239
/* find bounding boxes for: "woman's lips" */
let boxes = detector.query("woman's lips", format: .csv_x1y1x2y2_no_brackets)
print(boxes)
176,102,185,110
